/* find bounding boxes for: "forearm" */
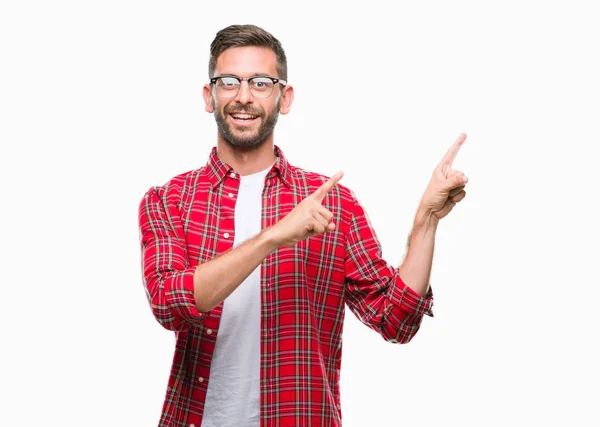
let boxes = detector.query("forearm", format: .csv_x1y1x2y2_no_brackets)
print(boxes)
398,208,439,297
194,227,279,312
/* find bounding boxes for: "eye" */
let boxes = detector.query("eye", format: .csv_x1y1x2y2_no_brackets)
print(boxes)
251,77,274,91
218,77,239,89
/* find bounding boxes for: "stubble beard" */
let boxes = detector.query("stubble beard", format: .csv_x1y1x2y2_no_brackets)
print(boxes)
214,99,281,152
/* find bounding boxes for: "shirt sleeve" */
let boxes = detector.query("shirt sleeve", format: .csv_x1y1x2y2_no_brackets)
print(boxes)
138,186,208,331
344,193,434,344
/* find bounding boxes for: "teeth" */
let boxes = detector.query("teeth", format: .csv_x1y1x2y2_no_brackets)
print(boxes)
231,114,257,119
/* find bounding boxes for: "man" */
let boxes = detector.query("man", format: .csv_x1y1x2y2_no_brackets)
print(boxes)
138,24,468,427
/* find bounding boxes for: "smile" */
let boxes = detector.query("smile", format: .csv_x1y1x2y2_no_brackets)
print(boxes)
229,112,259,126
230,113,258,120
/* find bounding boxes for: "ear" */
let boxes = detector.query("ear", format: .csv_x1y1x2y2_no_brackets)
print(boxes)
279,85,294,115
203,84,214,113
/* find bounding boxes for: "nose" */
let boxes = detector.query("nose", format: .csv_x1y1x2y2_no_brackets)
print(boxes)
234,80,254,105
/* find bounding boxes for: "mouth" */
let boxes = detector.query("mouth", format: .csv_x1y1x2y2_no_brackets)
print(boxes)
228,112,260,126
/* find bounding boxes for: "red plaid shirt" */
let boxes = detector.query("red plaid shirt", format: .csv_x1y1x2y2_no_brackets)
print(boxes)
138,145,434,427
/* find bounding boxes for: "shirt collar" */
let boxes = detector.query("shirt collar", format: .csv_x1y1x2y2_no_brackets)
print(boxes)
205,144,294,190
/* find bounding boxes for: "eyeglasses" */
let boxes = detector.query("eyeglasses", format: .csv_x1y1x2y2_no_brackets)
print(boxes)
210,75,287,99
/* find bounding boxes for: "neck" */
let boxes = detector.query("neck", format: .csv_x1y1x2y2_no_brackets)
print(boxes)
216,135,277,176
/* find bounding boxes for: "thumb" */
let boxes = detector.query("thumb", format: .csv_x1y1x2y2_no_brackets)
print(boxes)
448,174,468,189
312,171,344,202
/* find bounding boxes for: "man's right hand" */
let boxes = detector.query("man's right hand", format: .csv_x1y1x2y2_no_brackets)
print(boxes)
267,171,344,247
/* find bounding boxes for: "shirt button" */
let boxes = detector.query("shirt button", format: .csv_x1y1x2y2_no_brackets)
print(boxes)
198,377,204,383
228,192,234,198
190,424,196,427
206,329,213,335
230,172,236,178
224,232,230,239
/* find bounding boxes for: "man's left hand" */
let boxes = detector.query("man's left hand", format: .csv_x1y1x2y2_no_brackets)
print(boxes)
419,133,469,220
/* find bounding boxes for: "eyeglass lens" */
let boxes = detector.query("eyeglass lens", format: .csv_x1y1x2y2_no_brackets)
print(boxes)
215,77,275,98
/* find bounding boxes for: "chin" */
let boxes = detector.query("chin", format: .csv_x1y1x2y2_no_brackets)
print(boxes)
225,135,267,151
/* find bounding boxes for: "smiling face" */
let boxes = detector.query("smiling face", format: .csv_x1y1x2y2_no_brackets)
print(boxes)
203,46,294,152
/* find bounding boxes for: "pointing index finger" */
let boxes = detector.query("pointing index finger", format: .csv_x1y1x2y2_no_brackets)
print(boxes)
313,171,344,202
439,133,467,167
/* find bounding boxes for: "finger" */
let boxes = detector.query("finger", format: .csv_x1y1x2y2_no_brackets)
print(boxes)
314,212,330,230
312,171,344,202
450,190,466,203
304,223,313,235
317,206,334,223
449,185,465,198
311,221,326,235
439,133,467,168
445,173,468,191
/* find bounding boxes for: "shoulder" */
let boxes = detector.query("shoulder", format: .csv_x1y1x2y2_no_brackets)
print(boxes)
139,167,206,208
290,165,354,199
288,164,357,217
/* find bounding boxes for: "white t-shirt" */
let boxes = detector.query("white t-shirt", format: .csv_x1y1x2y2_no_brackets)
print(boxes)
201,164,272,427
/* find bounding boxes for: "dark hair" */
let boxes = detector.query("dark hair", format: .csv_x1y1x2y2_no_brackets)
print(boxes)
209,24,287,81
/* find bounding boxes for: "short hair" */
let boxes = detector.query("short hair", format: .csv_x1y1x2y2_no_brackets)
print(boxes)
209,24,287,81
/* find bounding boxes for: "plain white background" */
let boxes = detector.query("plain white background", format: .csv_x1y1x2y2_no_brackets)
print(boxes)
1,1,599,426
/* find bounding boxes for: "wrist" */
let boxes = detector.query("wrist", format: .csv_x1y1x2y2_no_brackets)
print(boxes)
259,226,282,251
414,206,439,231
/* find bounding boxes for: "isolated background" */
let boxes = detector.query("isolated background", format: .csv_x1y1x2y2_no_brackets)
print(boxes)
1,1,599,426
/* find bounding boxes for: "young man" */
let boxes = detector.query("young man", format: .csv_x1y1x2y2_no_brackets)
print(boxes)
138,24,468,427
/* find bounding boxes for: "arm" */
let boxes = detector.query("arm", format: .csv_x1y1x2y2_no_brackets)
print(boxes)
399,133,470,296
139,171,345,330
344,134,469,343
193,229,278,312
194,171,347,309
397,208,439,297
139,186,279,330
139,187,206,331
344,195,434,344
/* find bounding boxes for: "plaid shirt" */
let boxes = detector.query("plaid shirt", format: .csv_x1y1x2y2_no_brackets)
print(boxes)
138,145,434,427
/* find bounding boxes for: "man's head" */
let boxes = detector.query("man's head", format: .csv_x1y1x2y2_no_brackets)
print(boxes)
203,25,294,152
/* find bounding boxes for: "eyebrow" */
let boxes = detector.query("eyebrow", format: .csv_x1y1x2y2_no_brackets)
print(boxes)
217,73,274,78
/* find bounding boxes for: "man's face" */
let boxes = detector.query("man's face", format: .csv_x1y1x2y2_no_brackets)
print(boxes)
204,46,291,151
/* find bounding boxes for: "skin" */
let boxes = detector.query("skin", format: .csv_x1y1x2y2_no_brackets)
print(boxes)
192,46,468,312
398,133,468,296
201,46,294,176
